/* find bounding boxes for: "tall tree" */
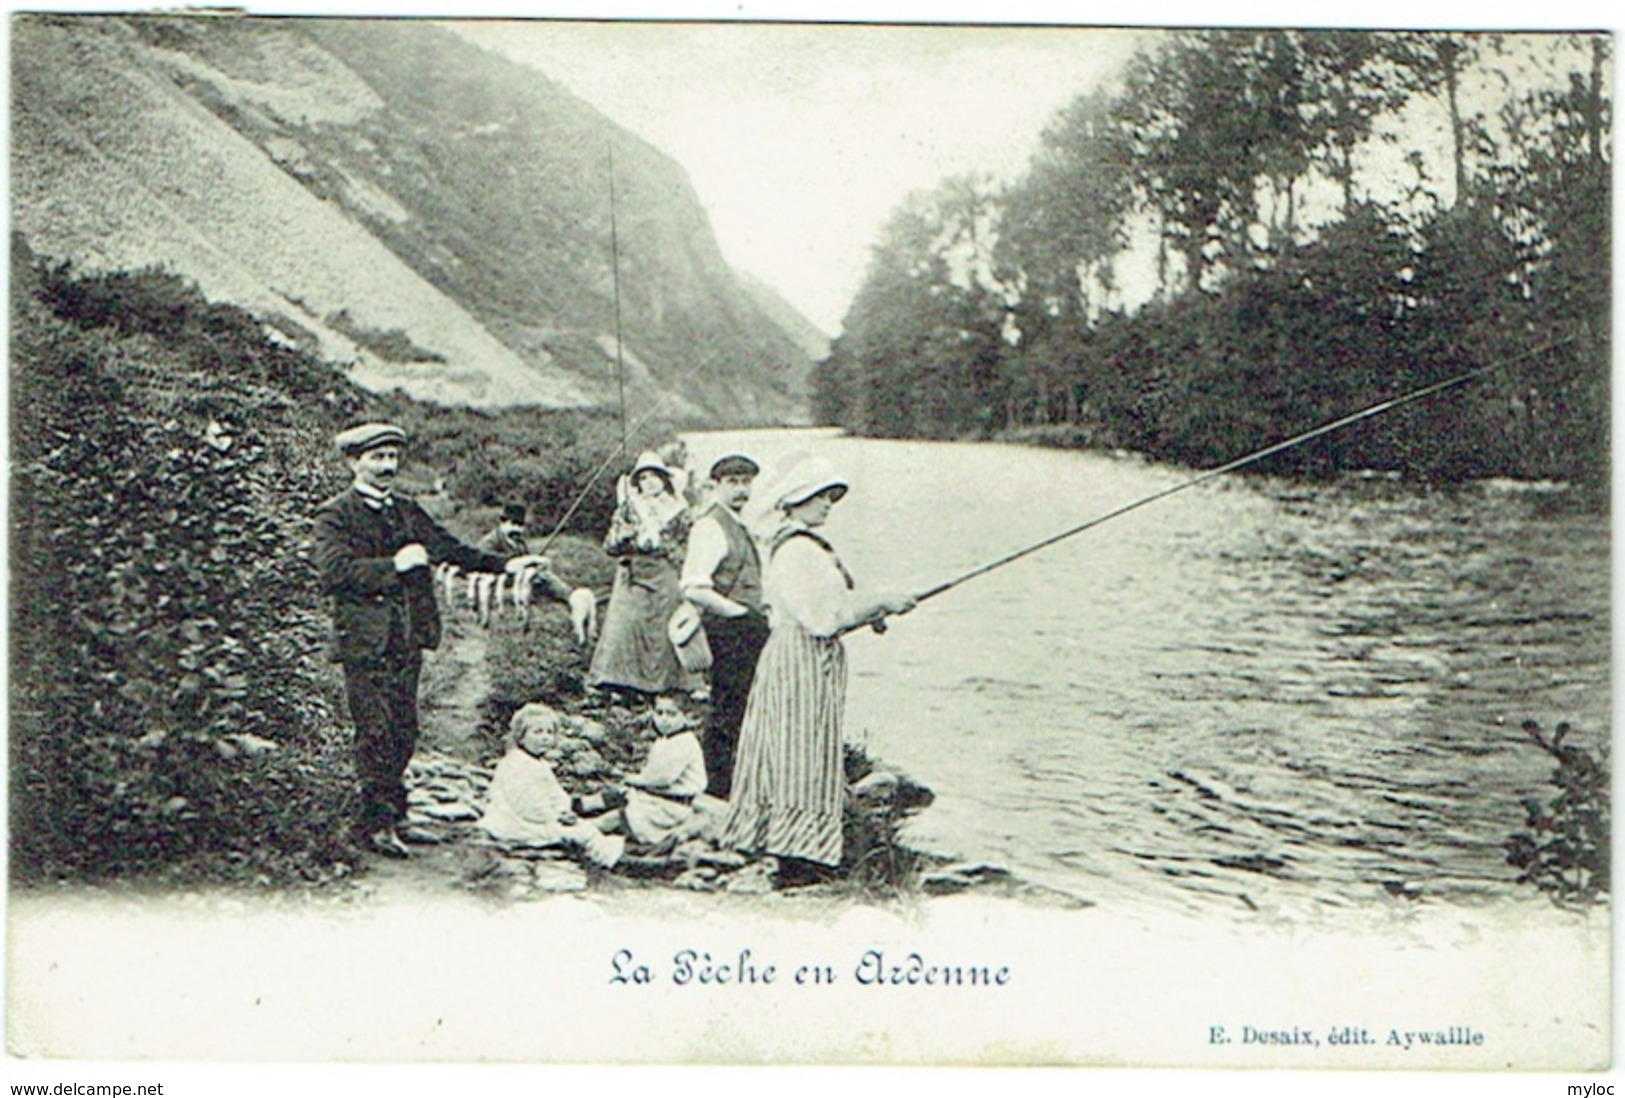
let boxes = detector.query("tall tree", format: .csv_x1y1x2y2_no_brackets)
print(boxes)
833,178,1010,438
1389,32,1484,207
1296,31,1411,219
996,90,1132,425
1476,34,1612,480
1113,31,1322,292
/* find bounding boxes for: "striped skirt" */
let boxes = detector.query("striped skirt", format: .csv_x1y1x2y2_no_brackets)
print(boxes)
720,624,848,867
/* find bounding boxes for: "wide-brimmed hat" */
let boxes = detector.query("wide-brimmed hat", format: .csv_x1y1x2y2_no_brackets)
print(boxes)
334,422,407,457
775,457,848,510
629,451,675,489
667,602,712,674
708,452,761,480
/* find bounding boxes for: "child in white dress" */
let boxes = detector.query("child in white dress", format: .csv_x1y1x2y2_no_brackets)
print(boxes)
575,693,707,846
481,719,626,868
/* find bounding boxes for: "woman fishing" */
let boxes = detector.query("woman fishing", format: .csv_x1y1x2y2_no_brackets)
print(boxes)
587,451,697,700
721,457,916,886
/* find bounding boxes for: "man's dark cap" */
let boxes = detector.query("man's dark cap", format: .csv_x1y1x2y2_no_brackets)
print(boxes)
709,453,760,480
501,503,527,526
334,422,407,457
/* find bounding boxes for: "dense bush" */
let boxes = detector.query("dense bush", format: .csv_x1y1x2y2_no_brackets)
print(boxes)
481,612,594,749
11,238,692,887
10,241,708,887
34,256,352,406
10,247,362,881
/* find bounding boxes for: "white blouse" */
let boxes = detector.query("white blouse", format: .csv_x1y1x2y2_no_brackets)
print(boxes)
764,527,852,638
630,731,707,798
678,510,731,595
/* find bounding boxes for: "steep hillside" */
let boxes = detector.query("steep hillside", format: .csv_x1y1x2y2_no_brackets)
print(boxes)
736,268,829,414
9,14,814,423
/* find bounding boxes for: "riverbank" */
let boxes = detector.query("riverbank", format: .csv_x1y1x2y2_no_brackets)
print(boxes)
356,554,1072,906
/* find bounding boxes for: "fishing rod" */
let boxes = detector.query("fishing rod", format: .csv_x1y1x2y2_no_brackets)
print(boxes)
529,381,693,563
841,337,1577,635
523,141,653,565
607,140,630,465
530,133,770,564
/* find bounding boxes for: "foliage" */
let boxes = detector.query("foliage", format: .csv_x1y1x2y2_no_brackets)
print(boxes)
10,246,360,882
481,607,595,749
32,256,352,406
814,31,1609,493
1505,719,1609,907
836,741,936,897
475,531,612,738
361,395,658,541
324,309,446,364
818,178,1011,439
11,242,690,888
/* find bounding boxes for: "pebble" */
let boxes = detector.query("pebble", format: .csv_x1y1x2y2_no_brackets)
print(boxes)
227,733,280,756
690,845,746,870
939,862,1011,881
723,860,777,895
674,866,719,891
420,802,479,821
920,863,1013,896
851,770,899,804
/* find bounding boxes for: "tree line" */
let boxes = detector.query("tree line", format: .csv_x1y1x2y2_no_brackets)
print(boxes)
812,31,1610,486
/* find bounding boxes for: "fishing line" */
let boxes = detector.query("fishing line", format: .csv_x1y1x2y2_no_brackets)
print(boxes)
839,335,1580,634
529,379,697,562
528,141,690,564
606,140,630,464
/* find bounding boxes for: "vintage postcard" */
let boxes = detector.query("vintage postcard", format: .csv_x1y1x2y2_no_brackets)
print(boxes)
4,2,1613,1093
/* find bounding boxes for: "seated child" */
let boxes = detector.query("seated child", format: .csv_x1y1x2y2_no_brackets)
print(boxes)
481,718,625,868
575,692,706,847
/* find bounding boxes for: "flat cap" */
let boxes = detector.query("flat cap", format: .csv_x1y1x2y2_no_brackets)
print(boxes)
334,422,408,457
708,452,761,479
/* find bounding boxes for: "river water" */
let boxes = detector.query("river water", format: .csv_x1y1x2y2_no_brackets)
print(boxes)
686,429,1610,922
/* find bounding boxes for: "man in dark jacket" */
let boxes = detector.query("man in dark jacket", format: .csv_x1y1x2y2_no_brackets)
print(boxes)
476,502,531,557
313,423,528,857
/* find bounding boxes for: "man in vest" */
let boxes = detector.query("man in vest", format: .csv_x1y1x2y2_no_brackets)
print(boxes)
313,423,541,857
679,452,768,798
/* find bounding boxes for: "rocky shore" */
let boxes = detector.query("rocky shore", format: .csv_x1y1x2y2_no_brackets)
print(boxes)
392,699,1059,905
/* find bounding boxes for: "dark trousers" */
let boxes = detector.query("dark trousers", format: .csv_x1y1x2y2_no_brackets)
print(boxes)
703,613,769,798
342,650,423,835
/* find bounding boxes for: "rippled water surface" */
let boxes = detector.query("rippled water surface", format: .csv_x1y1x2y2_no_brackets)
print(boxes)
690,430,1610,920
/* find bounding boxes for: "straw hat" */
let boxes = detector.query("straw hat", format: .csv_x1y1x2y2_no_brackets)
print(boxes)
775,457,848,510
629,450,676,488
668,602,712,674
